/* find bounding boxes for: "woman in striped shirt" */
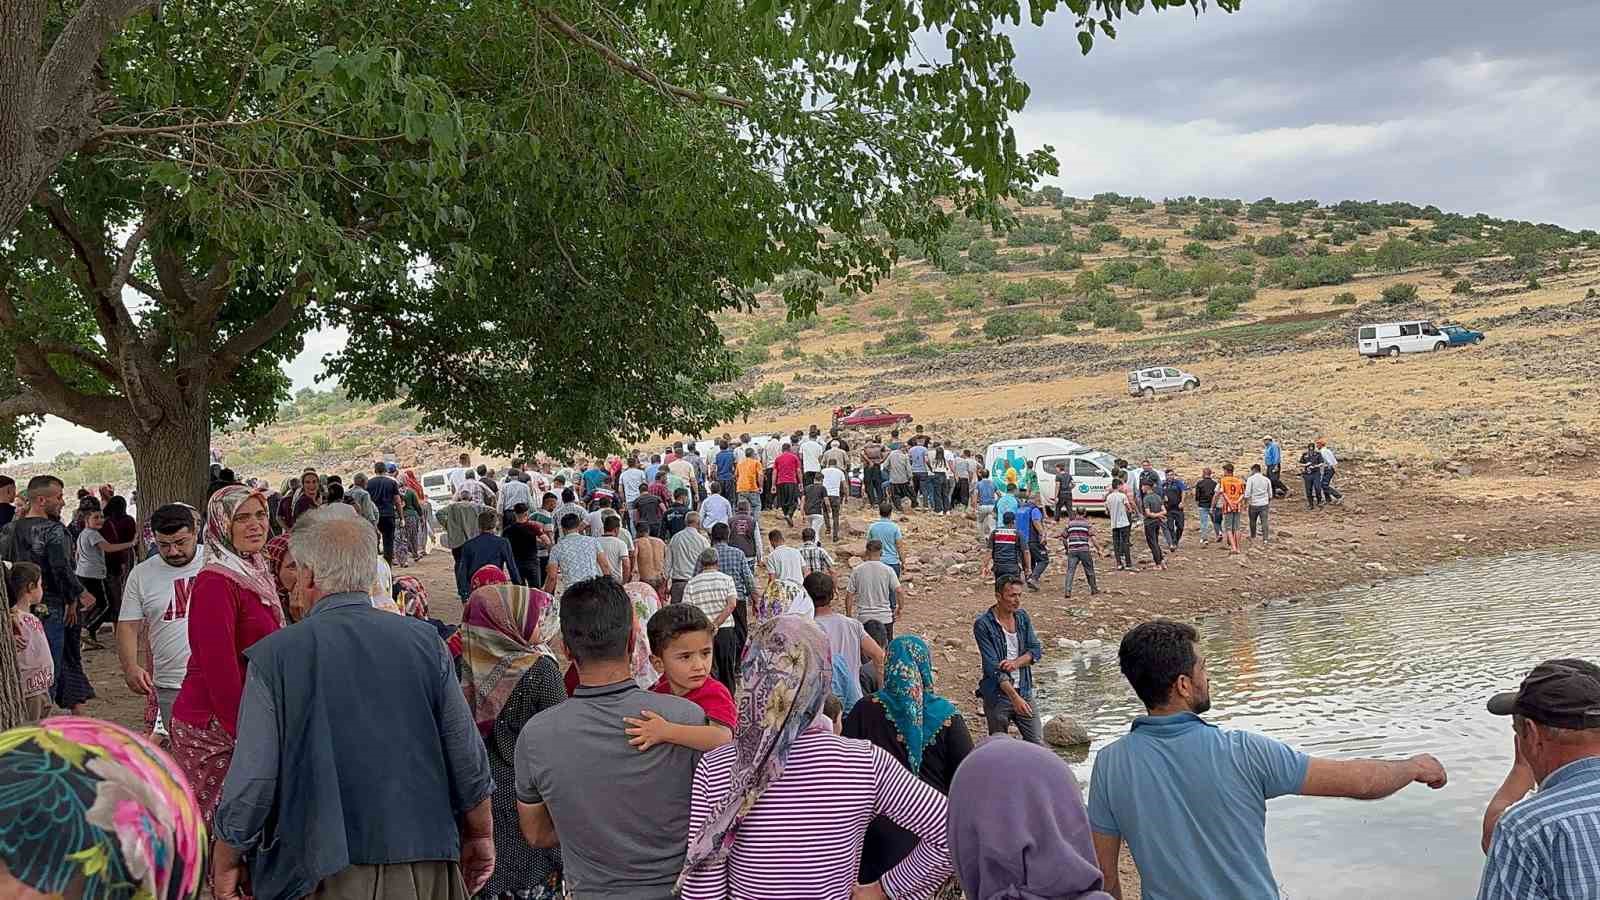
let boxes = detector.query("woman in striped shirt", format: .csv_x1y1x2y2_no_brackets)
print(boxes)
677,617,953,900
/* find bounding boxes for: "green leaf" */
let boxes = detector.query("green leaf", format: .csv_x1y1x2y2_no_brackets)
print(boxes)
1078,30,1094,54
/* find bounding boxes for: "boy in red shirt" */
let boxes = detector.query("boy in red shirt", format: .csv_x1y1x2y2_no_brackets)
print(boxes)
625,604,736,751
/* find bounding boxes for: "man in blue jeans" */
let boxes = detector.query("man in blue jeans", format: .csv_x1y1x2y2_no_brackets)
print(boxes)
1013,490,1047,591
974,575,1044,744
865,503,904,614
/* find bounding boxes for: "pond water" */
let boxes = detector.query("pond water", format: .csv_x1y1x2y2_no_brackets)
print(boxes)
1037,548,1600,899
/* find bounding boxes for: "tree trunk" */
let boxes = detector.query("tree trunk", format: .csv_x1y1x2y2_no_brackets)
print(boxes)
0,583,24,729
124,407,212,515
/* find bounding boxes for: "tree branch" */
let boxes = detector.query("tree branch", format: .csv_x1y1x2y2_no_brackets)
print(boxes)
535,9,749,111
210,268,314,377
36,341,122,384
109,213,156,294
0,283,124,434
35,0,157,126
0,390,50,420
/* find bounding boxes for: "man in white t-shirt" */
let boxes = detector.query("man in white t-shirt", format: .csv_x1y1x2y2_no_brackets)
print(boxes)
764,529,805,586
806,572,885,711
447,453,472,494
799,434,825,475
1245,463,1273,543
115,504,204,731
618,459,648,530
820,463,847,542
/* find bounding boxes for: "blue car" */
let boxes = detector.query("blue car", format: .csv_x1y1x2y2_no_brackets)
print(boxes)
1441,324,1485,346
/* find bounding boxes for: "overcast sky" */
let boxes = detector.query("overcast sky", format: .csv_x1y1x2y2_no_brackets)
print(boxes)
23,0,1598,460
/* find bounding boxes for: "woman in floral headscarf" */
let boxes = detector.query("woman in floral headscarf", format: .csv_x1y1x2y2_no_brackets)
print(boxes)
395,468,429,565
0,716,207,900
459,565,566,899
677,617,953,899
261,534,302,622
843,635,973,886
168,485,282,823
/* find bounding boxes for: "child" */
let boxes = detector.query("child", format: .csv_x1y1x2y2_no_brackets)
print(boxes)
8,562,54,721
625,604,736,751
74,509,137,645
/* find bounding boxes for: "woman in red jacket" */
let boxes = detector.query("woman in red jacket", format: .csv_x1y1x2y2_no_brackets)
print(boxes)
169,484,284,822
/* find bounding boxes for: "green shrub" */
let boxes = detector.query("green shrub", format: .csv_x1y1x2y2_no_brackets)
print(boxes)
1071,237,1103,254
907,292,946,321
1232,248,1255,267
1029,278,1070,300
966,238,999,270
947,284,984,310
1278,210,1302,227
1145,237,1165,253
1188,262,1229,292
1205,284,1255,319
1091,296,1131,329
1439,267,1459,278
739,344,771,367
1375,237,1416,271
1154,303,1183,320
1073,269,1108,294
1261,257,1302,287
1044,246,1083,270
875,324,928,349
1056,320,1079,334
1332,292,1358,305
1114,309,1144,332
1088,223,1122,243
780,344,803,359
311,433,333,452
1559,254,1573,272
1226,266,1255,286
1099,259,1141,285
1255,233,1295,257
1182,241,1213,260
870,303,897,319
1526,275,1542,289
998,282,1030,306
375,405,412,425
1380,282,1419,304
1588,288,1597,299
1133,266,1190,298
1189,217,1239,241
983,313,1023,341
751,382,786,407
1451,278,1474,295
1084,204,1110,223
1330,225,1356,245
1289,254,1357,288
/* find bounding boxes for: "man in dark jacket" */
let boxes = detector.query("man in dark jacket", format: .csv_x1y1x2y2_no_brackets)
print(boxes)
453,509,522,597
212,504,493,899
2,474,96,711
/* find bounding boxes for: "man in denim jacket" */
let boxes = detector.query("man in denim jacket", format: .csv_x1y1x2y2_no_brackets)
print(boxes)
973,573,1045,744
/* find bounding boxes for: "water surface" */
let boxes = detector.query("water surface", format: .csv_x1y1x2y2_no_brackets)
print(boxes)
1039,549,1600,898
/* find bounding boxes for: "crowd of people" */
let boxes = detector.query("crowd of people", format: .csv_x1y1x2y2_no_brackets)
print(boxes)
0,419,1595,899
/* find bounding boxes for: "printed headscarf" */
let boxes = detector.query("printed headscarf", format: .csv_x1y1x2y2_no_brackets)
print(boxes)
470,564,509,591
401,468,426,499
624,580,662,689
677,616,832,890
261,534,293,611
948,737,1114,900
459,581,557,736
200,484,283,626
0,716,207,900
874,635,960,772
394,575,430,619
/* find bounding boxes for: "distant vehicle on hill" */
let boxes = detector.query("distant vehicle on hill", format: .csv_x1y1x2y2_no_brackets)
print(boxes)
1128,367,1200,398
1357,320,1447,357
833,405,914,429
1441,324,1486,346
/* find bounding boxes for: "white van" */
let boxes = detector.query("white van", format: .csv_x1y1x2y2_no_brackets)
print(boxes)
1358,320,1446,357
1035,450,1118,512
421,468,456,505
983,438,1087,477
1128,367,1200,398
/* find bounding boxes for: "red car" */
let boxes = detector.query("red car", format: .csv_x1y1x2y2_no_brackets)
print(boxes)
833,405,914,429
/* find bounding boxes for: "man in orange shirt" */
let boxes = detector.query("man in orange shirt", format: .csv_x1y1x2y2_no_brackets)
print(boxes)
736,448,764,517
1216,462,1246,555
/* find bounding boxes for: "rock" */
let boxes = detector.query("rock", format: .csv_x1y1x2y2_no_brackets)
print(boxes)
848,520,867,536
1056,637,1076,649
1044,715,1091,748
1067,606,1092,619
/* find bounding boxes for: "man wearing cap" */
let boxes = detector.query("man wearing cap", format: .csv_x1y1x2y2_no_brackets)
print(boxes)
1478,659,1600,899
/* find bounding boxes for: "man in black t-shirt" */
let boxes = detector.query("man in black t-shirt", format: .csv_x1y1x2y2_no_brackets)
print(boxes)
663,489,691,538
503,503,549,582
365,462,401,563
1192,467,1218,542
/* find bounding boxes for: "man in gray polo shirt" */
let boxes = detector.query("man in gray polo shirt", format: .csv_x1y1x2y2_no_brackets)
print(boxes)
515,577,704,899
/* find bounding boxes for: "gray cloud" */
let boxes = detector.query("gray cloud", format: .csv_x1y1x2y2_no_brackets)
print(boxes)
1008,0,1600,227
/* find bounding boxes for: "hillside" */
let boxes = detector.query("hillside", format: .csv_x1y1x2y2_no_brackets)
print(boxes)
7,192,1598,496
723,194,1600,484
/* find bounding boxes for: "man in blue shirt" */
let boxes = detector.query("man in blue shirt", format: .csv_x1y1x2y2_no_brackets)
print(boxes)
865,503,903,573
993,483,1019,538
1262,436,1288,499
713,440,738,502
973,574,1043,744
1478,659,1600,900
1089,620,1448,899
973,468,998,541
1013,490,1046,591
907,441,929,510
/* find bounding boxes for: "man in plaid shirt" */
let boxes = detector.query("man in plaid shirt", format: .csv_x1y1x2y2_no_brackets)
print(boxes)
799,526,835,575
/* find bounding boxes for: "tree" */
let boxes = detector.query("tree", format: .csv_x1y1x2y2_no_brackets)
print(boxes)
0,0,1240,519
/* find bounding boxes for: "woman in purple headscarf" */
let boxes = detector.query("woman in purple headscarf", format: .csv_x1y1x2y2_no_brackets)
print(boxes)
677,616,953,900
947,737,1114,900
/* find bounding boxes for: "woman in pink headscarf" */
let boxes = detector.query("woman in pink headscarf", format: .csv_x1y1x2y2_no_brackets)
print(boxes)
168,485,283,822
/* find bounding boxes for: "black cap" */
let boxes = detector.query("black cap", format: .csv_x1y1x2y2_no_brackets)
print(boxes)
1487,659,1600,730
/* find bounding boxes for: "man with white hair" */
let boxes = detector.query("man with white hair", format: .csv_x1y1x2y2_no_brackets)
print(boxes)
212,504,494,899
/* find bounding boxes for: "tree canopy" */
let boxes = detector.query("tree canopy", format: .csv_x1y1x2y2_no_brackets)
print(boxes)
0,0,1239,509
